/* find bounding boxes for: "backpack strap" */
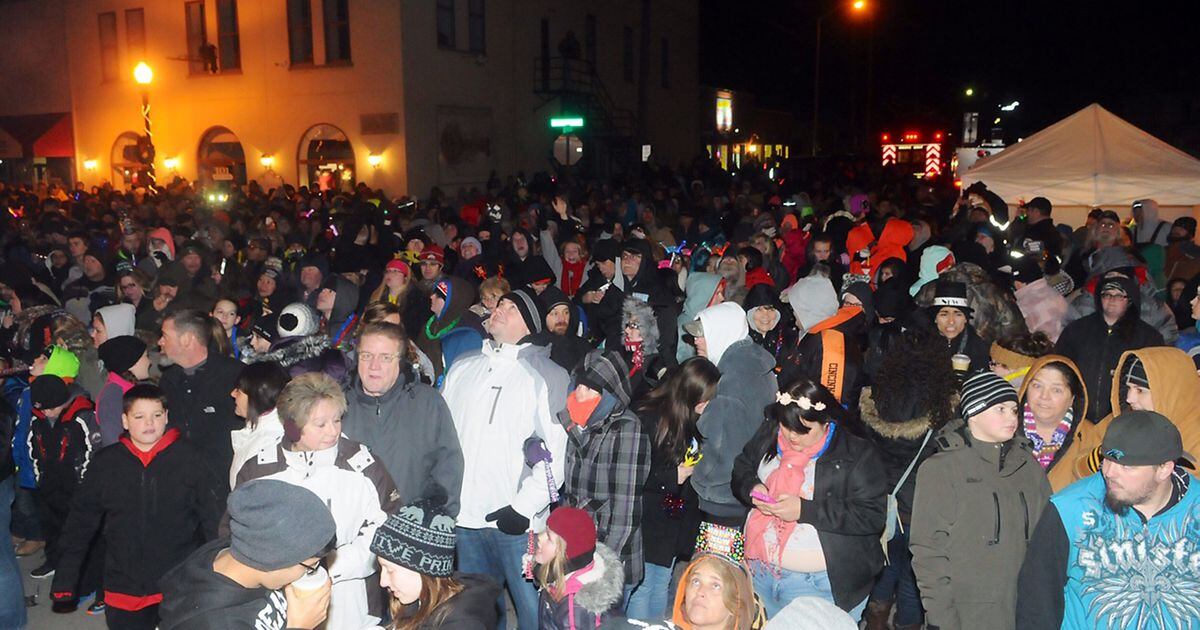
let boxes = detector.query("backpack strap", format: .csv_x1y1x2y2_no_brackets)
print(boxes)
891,429,933,497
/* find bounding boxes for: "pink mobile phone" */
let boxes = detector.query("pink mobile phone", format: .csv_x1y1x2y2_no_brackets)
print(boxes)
751,490,777,504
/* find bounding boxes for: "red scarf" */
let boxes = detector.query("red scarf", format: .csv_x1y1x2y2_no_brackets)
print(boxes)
744,428,827,569
561,257,588,297
624,339,644,376
566,391,602,428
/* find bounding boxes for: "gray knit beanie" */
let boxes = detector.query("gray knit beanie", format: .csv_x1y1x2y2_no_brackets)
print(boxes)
228,479,336,571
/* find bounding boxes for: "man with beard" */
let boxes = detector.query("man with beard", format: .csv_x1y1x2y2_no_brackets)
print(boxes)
1017,411,1200,629
537,285,590,372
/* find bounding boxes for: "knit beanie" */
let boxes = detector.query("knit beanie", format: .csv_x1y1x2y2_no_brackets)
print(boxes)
385,258,411,275
43,345,81,380
370,501,457,578
228,479,336,571
546,507,596,572
252,312,280,344
960,371,1019,421
1122,356,1150,389
98,336,147,375
503,287,544,336
277,303,321,339
30,374,70,410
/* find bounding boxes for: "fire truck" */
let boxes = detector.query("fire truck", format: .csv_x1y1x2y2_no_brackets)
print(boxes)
880,130,945,179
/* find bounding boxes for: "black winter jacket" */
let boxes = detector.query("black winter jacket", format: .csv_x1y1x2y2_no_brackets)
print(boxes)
392,573,501,629
51,429,220,604
637,410,702,567
1055,276,1165,420
159,354,244,513
732,417,888,611
159,538,288,629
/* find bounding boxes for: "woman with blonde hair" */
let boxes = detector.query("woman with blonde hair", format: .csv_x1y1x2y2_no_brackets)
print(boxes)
371,501,500,629
235,372,399,629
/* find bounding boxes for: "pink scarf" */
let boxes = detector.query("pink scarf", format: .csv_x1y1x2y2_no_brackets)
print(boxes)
745,428,826,570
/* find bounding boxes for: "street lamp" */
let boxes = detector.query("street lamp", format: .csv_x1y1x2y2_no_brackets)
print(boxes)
132,61,156,192
964,87,975,97
812,1,869,156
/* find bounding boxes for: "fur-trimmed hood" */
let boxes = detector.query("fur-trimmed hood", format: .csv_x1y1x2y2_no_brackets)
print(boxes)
622,297,660,356
242,333,332,368
569,543,625,616
859,387,934,441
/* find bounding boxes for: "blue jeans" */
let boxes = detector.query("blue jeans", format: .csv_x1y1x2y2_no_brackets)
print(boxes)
0,477,28,630
456,527,539,630
870,529,923,626
625,560,674,619
750,560,866,621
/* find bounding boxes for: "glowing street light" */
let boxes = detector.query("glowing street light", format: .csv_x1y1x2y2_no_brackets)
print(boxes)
1000,100,1020,112
260,155,275,168
132,62,156,192
852,0,867,10
367,154,383,168
964,87,975,97
133,62,153,85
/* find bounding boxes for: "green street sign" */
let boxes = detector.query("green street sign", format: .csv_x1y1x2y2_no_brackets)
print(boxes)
550,117,584,129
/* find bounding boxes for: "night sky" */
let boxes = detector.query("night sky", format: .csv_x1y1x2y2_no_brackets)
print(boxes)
699,0,1200,154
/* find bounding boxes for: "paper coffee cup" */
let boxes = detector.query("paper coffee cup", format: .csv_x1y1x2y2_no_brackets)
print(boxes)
951,354,971,372
291,565,329,594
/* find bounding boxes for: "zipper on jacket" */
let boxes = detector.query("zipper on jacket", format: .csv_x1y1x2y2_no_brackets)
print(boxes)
990,492,1001,545
1019,491,1030,540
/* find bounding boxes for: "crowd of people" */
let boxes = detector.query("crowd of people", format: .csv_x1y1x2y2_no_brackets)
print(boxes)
1,159,1199,630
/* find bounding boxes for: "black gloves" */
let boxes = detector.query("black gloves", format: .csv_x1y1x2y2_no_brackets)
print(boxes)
485,506,530,535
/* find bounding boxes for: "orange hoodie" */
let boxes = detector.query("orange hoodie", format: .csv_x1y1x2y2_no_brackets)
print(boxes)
1047,346,1200,491
670,556,762,630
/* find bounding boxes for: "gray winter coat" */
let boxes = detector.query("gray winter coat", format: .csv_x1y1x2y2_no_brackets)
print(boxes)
691,338,778,520
909,419,1051,630
342,369,464,516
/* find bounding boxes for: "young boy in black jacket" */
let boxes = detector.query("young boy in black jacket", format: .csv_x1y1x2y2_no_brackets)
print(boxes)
50,384,220,629
27,374,99,581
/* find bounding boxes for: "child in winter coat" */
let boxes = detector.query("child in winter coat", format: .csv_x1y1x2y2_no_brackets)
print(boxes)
533,507,625,630
27,374,99,582
49,384,220,628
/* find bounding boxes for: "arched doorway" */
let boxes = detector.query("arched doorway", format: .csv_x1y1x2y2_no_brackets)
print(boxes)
197,126,247,186
298,123,355,191
110,131,142,189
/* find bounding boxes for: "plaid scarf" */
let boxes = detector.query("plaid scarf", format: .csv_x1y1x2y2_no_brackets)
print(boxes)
1023,404,1073,469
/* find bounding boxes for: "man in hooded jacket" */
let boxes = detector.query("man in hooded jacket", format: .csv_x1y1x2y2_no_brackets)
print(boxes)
684,302,778,527
1055,275,1164,421
413,276,484,385
315,275,361,350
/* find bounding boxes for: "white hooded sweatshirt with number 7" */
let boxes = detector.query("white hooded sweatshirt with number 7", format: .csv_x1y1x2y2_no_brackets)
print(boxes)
443,340,568,531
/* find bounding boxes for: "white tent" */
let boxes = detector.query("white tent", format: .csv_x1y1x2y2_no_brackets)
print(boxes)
962,104,1200,212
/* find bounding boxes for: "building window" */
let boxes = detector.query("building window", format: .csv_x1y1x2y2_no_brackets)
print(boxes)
584,14,596,74
436,0,455,49
98,12,119,82
468,0,485,54
287,0,313,65
125,9,145,61
217,0,241,70
660,37,669,88
185,1,208,74
715,91,733,131
622,26,633,83
323,0,352,63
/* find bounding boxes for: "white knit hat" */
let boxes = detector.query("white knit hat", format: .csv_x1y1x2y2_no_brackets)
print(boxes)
277,303,321,338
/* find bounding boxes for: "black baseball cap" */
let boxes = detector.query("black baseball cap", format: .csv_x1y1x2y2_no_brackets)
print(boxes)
1022,197,1052,215
1102,411,1184,467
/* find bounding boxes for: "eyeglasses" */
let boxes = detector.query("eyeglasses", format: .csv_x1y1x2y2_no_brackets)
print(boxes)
624,321,640,330
1100,292,1129,302
299,560,321,576
359,352,399,365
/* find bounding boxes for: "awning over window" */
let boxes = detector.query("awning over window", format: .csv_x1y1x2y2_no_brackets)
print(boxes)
0,113,74,159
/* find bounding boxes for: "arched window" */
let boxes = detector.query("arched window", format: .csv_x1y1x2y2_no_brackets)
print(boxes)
297,123,354,191
197,126,247,186
110,131,142,189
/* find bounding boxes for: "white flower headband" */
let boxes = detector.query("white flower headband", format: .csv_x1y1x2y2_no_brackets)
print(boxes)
777,391,826,411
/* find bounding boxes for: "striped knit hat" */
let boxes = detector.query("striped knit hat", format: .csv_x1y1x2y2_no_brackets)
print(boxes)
370,501,456,578
960,371,1018,421
502,287,544,336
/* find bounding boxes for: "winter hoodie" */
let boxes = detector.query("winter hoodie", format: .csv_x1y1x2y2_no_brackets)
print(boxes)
1016,356,1088,475
1132,199,1170,247
242,332,351,385
159,538,290,630
691,303,778,521
844,218,914,282
95,303,136,340
781,277,864,405
415,276,484,383
324,275,361,348
443,340,569,532
1047,346,1200,492
677,272,726,363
